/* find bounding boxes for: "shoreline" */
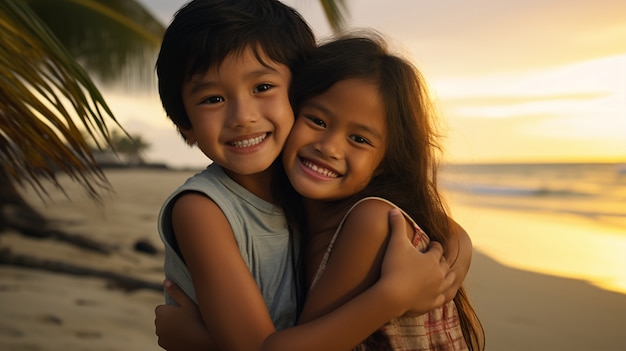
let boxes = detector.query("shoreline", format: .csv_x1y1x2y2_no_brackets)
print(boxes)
447,192,626,296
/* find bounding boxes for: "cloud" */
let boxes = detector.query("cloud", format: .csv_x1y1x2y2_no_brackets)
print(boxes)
344,0,626,77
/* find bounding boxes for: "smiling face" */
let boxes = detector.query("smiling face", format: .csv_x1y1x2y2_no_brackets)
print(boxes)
180,46,294,179
282,78,387,201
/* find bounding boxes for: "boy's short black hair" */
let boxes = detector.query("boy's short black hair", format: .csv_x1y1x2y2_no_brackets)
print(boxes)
156,0,316,130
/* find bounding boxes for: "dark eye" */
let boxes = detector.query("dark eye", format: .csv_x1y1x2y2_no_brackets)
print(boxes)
350,135,371,145
305,115,326,128
254,84,273,93
202,95,224,104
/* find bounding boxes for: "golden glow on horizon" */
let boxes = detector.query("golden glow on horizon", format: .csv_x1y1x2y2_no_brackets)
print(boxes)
434,54,626,164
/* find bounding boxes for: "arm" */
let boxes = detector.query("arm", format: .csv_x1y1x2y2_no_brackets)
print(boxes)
157,277,408,351
157,198,450,351
261,208,451,350
298,200,451,324
172,193,276,350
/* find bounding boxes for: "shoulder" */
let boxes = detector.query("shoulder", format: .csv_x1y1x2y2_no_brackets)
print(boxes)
171,192,228,232
340,198,401,242
159,184,222,231
159,167,222,214
173,190,216,208
339,197,417,246
346,197,397,221
170,192,239,265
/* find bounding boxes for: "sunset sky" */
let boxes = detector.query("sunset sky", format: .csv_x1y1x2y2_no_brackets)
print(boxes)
111,0,626,168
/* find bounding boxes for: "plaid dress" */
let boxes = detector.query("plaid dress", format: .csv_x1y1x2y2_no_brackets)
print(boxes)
309,197,469,351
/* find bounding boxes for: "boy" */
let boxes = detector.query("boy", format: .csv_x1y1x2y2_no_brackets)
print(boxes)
156,0,314,333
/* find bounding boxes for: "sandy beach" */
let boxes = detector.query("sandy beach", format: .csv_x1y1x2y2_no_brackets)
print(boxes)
1,168,625,350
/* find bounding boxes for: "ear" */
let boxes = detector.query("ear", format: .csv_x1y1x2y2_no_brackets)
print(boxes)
179,127,197,146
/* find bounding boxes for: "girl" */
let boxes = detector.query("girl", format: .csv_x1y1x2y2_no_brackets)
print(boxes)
277,33,485,350
156,32,480,350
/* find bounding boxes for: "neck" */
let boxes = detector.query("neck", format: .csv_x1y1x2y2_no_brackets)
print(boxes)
302,198,349,236
223,167,275,203
301,197,354,286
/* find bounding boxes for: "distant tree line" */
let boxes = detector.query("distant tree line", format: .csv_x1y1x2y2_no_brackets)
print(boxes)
90,130,151,167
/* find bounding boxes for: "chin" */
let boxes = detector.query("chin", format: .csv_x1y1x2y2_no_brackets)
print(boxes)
291,186,321,200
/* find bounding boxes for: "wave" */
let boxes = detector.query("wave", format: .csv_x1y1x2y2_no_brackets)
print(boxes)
440,163,626,227
441,181,594,198
464,199,626,219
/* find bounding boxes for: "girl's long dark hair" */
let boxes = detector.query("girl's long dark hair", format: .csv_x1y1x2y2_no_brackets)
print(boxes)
275,32,484,350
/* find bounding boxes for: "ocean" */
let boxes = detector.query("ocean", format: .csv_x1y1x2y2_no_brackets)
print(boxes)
440,162,626,228
439,162,626,294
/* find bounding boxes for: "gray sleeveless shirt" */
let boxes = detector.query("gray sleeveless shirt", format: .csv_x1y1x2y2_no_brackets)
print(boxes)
158,164,298,330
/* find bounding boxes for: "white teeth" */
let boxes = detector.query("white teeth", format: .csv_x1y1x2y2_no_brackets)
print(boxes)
230,134,266,148
302,159,339,178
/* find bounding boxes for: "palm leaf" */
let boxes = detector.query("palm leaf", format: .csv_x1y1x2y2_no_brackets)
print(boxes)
319,0,348,33
25,0,165,86
0,0,118,198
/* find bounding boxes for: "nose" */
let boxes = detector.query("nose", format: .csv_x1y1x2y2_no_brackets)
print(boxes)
227,96,258,128
315,131,342,160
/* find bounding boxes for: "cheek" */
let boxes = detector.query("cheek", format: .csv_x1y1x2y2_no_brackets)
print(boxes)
282,123,310,163
359,158,384,184
275,114,295,145
372,157,385,177
286,119,307,143
274,98,295,127
282,130,301,163
283,117,295,135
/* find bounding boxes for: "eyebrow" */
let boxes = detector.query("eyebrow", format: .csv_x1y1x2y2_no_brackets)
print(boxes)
188,66,281,95
304,101,383,140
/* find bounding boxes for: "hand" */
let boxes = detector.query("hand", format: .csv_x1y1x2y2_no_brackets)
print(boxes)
155,280,214,351
379,209,455,316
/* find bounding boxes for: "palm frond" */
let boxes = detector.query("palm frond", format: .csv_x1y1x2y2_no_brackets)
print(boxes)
319,0,348,33
0,0,121,198
25,0,166,86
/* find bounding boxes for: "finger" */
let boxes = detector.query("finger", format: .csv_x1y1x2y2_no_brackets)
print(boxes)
441,270,457,302
388,208,409,245
424,241,448,273
154,305,162,328
154,304,167,317
427,241,445,258
441,270,458,303
440,251,449,265
154,304,176,333
434,293,446,308
163,279,192,307
439,251,451,275
443,270,456,288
